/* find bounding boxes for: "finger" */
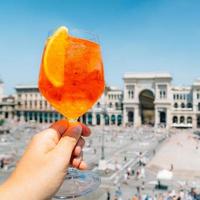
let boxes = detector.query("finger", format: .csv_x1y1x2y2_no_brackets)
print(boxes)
73,137,85,157
80,123,91,137
71,152,83,168
78,161,88,170
53,123,82,159
50,120,69,141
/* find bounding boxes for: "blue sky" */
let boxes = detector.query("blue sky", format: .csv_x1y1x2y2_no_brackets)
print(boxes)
1,0,200,94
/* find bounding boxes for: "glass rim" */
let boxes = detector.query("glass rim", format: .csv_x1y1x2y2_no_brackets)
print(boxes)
47,27,100,43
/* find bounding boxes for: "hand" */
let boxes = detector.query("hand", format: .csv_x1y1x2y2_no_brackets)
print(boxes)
0,120,91,200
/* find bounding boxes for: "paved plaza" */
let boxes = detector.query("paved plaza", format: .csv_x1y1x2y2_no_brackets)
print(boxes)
0,121,200,199
148,131,200,180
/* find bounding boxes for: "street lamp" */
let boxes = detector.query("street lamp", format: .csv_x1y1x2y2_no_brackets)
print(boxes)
101,106,107,160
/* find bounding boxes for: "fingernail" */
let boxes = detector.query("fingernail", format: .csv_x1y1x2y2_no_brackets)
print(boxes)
72,124,82,134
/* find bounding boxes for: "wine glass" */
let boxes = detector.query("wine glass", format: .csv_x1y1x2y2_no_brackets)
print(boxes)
38,27,105,199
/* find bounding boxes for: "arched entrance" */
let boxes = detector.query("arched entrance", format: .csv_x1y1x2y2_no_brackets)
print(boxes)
117,115,122,126
128,111,134,125
139,90,155,125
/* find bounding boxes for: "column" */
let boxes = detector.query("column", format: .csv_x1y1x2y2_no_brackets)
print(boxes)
92,113,96,125
100,113,104,125
47,113,50,123
115,114,117,125
52,112,56,122
123,106,127,127
166,108,171,129
154,107,159,128
134,105,141,127
42,112,45,123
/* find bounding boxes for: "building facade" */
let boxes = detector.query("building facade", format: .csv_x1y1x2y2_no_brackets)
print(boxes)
1,72,200,129
1,85,123,126
123,73,200,129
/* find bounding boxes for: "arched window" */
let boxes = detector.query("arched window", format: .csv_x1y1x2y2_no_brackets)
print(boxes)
128,91,131,98
104,114,109,125
128,111,134,123
34,112,38,121
174,103,178,108
117,115,122,126
24,112,27,122
109,102,112,108
198,103,200,111
111,115,116,125
131,91,134,98
173,116,178,123
115,102,119,109
197,116,200,128
87,113,92,125
180,116,185,123
97,102,100,108
96,114,100,125
187,102,192,109
187,116,192,124
181,103,185,108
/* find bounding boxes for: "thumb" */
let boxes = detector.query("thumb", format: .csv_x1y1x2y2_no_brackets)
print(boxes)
53,123,82,158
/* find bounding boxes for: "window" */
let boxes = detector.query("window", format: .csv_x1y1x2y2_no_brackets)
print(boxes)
127,85,134,99
163,91,166,98
109,102,112,108
173,94,176,100
97,102,100,108
181,103,185,108
187,102,192,109
180,116,185,123
174,103,178,108
128,90,134,99
187,117,192,124
45,101,48,108
198,103,200,111
128,91,131,98
131,91,134,98
160,91,162,98
173,116,178,123
128,111,134,123
40,100,42,109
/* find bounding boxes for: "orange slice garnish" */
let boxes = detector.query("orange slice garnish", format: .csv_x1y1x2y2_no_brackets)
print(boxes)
43,26,68,87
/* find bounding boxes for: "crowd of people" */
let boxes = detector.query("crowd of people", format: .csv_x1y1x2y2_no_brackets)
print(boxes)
106,188,200,200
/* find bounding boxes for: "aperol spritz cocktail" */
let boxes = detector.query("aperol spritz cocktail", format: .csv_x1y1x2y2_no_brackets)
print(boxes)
39,27,105,120
38,26,104,198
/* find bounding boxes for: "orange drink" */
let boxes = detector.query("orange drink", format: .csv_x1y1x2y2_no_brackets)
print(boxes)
38,27,105,120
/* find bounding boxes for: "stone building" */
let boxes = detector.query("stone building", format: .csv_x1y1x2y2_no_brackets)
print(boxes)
1,72,200,129
123,73,200,129
0,96,16,120
13,85,123,126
